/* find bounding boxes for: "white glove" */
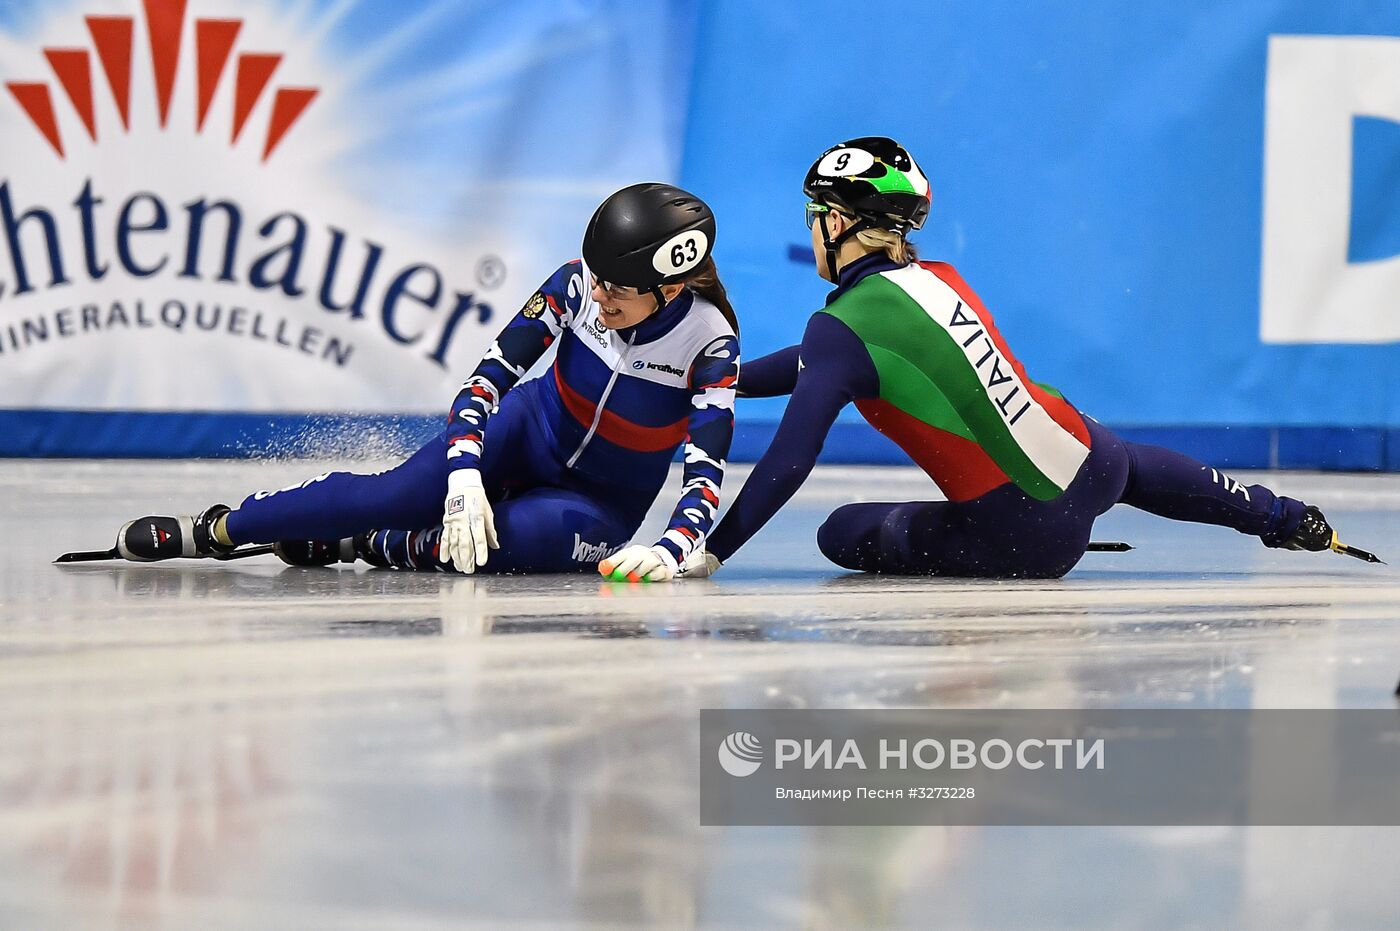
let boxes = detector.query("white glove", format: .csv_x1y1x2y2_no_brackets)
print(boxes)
440,469,498,574
598,544,678,583
677,547,721,579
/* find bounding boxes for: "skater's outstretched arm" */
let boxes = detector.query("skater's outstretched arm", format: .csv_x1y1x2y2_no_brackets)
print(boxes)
598,334,740,583
444,260,584,470
736,344,800,398
654,335,740,566
704,312,878,565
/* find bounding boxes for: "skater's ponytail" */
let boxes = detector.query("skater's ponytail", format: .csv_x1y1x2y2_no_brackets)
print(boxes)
684,257,739,337
853,225,919,265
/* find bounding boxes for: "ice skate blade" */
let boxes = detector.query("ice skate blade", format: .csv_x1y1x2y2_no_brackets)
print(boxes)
211,544,275,561
1331,541,1385,564
55,544,275,564
54,547,121,563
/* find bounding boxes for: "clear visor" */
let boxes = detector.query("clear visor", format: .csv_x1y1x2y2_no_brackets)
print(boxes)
591,274,641,299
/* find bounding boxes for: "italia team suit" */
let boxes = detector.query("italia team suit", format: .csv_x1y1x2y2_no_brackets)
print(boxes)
706,254,1307,577
225,259,740,573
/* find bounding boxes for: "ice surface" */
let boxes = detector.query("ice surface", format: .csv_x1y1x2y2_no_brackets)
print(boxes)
2,460,1399,929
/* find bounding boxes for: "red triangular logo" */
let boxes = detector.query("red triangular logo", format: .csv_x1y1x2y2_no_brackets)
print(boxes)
7,2,318,160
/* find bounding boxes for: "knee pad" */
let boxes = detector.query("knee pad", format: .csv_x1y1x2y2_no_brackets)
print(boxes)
816,506,865,568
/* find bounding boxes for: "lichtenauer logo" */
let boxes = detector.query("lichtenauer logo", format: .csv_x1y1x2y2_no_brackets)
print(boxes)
0,0,674,426
717,731,763,777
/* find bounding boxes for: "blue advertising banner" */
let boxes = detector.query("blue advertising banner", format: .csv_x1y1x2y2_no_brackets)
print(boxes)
682,1,1400,468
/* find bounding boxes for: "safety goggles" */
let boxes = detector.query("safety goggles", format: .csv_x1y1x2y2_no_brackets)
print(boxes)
804,200,831,230
590,275,639,300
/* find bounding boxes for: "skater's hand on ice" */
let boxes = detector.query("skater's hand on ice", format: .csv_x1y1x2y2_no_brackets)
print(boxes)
598,545,720,582
440,469,498,574
599,544,677,583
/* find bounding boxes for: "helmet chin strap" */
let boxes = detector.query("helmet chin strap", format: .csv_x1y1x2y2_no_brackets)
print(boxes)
649,286,668,311
818,210,868,281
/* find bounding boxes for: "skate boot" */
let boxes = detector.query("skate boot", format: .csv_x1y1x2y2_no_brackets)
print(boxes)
1276,504,1385,563
1279,504,1334,552
115,504,236,562
273,536,362,567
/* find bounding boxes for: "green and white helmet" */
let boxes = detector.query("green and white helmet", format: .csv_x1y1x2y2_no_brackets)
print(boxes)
803,136,931,233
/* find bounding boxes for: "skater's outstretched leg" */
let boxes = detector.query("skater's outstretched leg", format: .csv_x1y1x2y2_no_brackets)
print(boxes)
115,387,552,563
223,435,448,546
232,384,564,548
1117,441,1316,547
111,436,449,563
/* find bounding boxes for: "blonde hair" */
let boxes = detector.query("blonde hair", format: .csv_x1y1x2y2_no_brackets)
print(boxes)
853,225,918,264
828,204,919,264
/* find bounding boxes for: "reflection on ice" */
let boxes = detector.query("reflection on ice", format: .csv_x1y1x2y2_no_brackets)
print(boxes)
1,461,1399,928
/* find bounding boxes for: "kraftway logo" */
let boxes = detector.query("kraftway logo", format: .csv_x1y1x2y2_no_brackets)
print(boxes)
571,533,620,564
0,0,499,392
632,358,686,378
717,731,763,777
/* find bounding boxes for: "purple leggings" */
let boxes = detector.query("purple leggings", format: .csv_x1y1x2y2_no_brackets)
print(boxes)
816,419,1306,578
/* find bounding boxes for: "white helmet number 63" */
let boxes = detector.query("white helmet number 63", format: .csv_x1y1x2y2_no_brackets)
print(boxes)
652,229,710,276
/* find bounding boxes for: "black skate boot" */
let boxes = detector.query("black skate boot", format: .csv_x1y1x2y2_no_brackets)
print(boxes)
1276,504,1385,563
273,536,361,567
115,504,236,562
1279,504,1334,552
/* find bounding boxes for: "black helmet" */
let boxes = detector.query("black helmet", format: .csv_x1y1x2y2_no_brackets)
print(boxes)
803,136,931,233
582,182,716,307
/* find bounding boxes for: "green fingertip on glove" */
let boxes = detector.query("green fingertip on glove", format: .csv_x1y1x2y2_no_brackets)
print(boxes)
608,568,648,583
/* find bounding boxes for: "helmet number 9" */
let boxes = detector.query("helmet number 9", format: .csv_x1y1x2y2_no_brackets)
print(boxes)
652,229,710,276
817,147,875,178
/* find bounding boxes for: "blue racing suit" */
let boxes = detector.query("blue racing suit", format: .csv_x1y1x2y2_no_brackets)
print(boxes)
225,260,739,573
